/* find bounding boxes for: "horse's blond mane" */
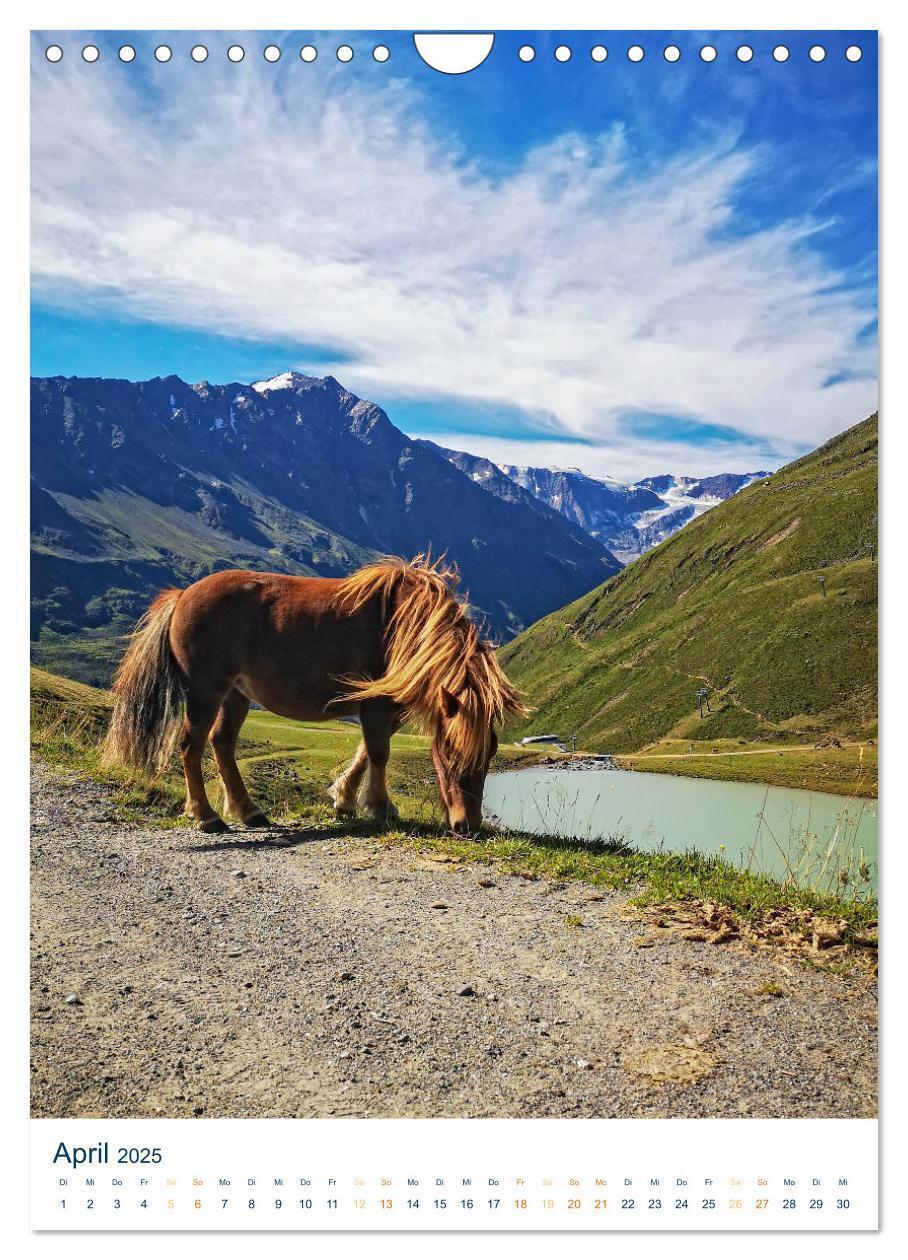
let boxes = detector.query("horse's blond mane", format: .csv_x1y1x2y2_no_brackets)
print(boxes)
335,554,529,770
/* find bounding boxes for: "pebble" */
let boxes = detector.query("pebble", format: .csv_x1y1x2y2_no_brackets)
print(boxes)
64,993,82,1005
457,985,476,998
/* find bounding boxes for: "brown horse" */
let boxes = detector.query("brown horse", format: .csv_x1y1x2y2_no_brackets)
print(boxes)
102,555,527,835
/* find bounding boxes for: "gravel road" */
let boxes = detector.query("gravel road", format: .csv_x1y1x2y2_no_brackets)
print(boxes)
31,761,877,1119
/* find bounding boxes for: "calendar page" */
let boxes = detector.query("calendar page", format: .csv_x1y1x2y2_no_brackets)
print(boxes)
27,16,879,1237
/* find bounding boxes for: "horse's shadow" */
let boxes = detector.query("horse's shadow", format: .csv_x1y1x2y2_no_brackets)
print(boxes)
183,814,446,854
183,817,631,859
186,825,343,853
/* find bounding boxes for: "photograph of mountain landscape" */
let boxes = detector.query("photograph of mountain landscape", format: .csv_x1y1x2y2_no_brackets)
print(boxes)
30,31,877,1124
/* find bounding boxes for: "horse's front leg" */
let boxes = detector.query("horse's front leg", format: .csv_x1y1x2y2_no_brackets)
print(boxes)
327,740,369,817
359,702,400,822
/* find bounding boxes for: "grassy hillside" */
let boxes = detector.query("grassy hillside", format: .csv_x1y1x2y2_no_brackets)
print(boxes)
500,415,877,772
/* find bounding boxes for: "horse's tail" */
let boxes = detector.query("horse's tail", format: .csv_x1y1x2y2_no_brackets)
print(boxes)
101,588,185,779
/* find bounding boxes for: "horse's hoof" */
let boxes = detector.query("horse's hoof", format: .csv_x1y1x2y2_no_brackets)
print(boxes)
366,802,400,823
198,815,229,834
243,811,271,828
328,783,356,816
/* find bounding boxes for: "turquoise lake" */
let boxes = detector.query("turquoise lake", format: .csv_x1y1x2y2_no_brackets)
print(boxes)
483,767,878,895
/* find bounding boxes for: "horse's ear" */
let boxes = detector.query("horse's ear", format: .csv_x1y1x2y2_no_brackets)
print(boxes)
440,687,460,719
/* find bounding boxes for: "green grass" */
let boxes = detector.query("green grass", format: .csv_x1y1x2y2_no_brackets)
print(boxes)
31,625,143,688
499,415,878,784
30,667,877,937
620,740,877,798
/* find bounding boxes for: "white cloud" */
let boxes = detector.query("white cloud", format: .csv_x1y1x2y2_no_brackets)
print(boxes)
31,55,877,479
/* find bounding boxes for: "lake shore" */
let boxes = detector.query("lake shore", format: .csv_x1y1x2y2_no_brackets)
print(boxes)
525,739,876,799
618,741,877,799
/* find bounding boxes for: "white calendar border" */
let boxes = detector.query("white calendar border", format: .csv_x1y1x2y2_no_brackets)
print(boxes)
3,0,903,1254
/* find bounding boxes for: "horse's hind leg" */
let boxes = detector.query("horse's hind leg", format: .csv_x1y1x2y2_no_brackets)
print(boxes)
210,690,269,827
327,740,368,816
179,691,229,834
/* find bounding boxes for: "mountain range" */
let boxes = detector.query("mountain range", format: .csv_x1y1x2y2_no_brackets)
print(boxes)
30,368,779,685
431,444,769,563
31,371,619,682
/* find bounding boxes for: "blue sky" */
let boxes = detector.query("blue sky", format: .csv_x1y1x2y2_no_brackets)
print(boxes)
30,30,877,479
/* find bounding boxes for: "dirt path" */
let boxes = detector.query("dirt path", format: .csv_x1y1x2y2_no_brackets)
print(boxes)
628,743,867,761
30,761,877,1119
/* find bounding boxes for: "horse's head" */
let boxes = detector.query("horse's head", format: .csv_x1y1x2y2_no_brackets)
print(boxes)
431,687,500,834
335,555,528,833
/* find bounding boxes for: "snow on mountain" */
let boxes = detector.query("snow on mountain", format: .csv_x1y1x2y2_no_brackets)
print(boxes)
436,448,770,563
251,370,306,394
623,472,771,558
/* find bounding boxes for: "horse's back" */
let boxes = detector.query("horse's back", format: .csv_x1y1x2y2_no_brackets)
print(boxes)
170,569,346,649
166,569,384,715
179,568,338,609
